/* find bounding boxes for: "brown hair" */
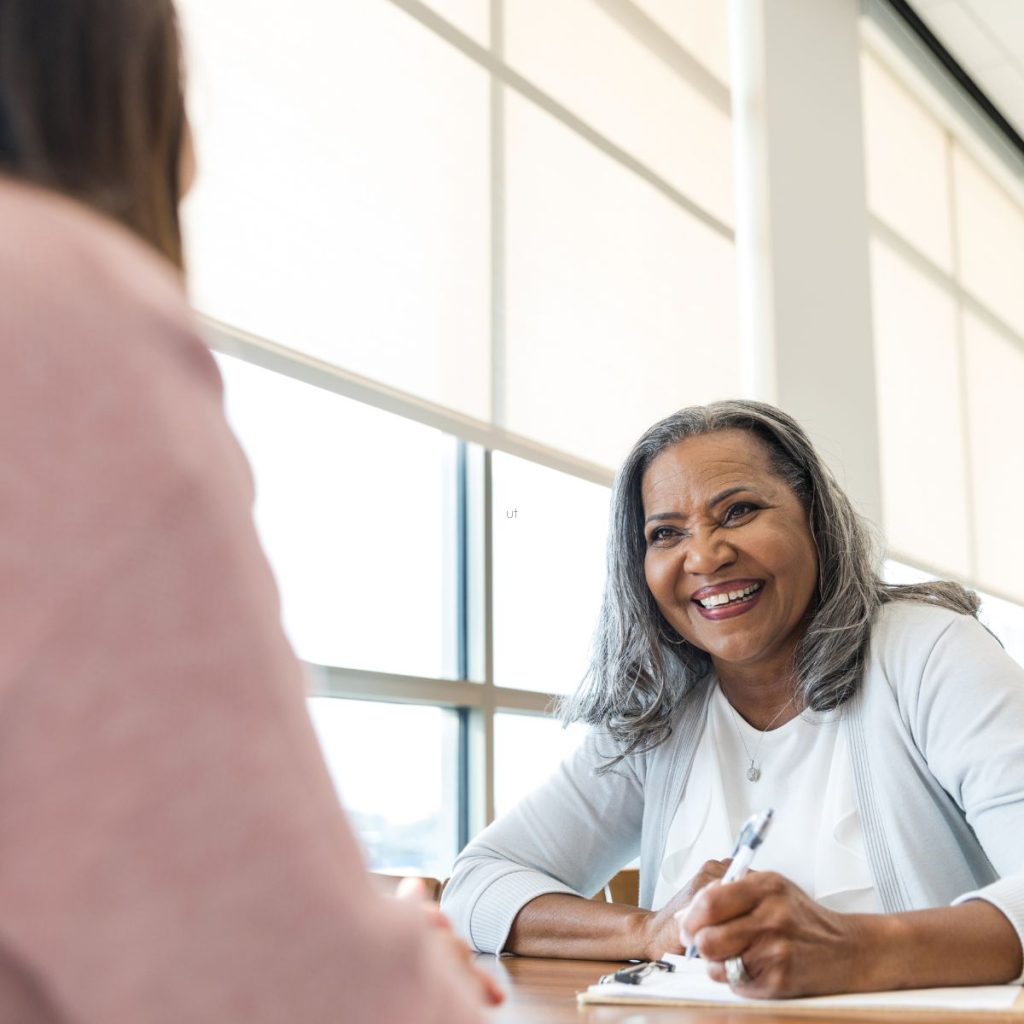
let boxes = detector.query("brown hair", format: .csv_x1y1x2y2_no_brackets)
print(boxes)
0,0,187,268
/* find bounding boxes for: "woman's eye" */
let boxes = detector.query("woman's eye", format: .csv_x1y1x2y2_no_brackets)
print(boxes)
648,526,677,545
723,502,758,524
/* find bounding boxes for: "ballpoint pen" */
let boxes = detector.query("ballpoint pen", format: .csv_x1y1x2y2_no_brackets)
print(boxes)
682,808,774,959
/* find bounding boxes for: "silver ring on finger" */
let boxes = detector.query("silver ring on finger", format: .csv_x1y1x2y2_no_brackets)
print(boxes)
725,955,751,988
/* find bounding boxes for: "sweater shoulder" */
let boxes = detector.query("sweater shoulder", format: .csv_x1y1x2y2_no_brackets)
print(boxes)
0,179,223,465
0,180,201,373
873,599,968,644
0,181,242,654
866,599,997,701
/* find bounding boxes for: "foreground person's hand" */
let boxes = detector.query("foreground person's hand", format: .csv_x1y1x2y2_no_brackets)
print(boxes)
678,871,872,998
637,859,731,960
397,877,505,1007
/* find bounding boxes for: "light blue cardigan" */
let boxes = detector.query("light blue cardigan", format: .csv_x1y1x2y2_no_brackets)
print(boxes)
442,602,1024,959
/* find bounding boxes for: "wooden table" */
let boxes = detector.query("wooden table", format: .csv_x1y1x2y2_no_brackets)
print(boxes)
475,954,1024,1023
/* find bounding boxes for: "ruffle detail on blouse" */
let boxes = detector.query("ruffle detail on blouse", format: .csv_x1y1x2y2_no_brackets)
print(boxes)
653,702,878,914
812,725,878,912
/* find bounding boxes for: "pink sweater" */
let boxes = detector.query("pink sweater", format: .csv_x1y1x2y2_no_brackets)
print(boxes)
0,180,484,1023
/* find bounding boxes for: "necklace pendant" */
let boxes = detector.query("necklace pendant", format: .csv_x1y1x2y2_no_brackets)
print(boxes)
746,764,761,782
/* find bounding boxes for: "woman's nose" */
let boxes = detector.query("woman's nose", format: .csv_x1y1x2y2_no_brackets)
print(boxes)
683,531,737,575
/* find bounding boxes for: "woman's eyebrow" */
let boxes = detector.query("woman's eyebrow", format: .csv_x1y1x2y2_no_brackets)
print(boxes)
645,486,758,525
707,485,755,510
644,511,682,526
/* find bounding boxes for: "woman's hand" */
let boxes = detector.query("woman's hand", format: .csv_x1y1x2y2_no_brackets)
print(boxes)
397,878,505,1007
678,871,873,998
637,859,732,961
680,872,1024,998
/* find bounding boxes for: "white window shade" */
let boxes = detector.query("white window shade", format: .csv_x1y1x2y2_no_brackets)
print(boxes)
869,239,971,578
424,0,488,45
860,52,953,271
504,0,734,227
179,0,491,421
631,0,731,85
180,0,737,475
502,93,740,468
953,145,1024,340
963,312,1024,600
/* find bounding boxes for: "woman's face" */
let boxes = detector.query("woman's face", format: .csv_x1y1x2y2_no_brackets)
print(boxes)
641,429,818,681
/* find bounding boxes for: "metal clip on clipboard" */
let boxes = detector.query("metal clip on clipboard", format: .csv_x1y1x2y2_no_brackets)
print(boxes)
599,960,676,985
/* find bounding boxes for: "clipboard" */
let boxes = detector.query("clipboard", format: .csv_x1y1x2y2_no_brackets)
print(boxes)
578,954,1024,1016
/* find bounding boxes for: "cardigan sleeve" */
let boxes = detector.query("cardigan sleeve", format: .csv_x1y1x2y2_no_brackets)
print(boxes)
441,729,646,952
905,611,1024,971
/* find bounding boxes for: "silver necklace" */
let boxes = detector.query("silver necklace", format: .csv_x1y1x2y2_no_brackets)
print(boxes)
725,694,796,782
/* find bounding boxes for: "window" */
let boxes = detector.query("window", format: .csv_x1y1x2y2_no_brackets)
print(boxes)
217,353,458,678
182,0,1024,878
308,698,460,877
494,713,588,819
491,452,609,695
182,0,738,874
977,591,1024,669
862,42,1024,603
180,0,491,419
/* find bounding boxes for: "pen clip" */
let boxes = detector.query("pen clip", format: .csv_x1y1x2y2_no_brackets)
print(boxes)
730,808,774,857
600,960,676,985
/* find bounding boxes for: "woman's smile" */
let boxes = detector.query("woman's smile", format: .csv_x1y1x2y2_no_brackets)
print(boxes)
692,579,765,620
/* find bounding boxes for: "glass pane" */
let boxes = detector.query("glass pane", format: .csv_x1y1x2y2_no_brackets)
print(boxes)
870,237,971,577
860,53,953,271
882,559,937,587
494,712,588,819
308,698,459,877
977,591,1024,669
503,91,740,468
963,311,1024,601
492,453,610,694
953,144,1024,339
179,0,491,419
504,0,733,226
218,354,456,676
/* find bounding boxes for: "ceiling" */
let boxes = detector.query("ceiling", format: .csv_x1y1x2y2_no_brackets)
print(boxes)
910,0,1024,142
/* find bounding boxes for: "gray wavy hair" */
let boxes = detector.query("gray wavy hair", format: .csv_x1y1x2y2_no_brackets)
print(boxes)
559,399,979,766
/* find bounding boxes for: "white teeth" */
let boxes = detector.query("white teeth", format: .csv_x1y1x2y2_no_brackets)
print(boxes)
697,583,761,609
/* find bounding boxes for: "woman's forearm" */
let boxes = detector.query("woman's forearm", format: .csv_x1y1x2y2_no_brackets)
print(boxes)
863,900,1022,991
506,860,731,962
505,893,654,961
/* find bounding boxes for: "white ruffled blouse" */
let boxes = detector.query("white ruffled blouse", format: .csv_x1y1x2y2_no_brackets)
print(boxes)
652,684,880,913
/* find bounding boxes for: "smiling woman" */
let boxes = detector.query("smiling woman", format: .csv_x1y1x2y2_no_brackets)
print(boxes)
641,430,818,728
442,399,1024,1000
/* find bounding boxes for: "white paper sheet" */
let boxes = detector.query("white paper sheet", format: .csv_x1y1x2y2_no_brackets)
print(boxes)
580,954,1023,1013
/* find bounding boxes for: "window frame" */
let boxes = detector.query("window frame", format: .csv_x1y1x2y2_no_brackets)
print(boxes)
208,318,609,846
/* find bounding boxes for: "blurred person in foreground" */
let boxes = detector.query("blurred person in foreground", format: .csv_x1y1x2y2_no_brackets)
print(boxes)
0,0,499,1020
443,400,1024,998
